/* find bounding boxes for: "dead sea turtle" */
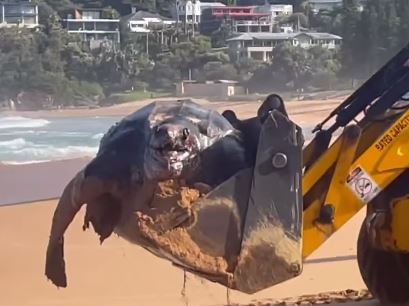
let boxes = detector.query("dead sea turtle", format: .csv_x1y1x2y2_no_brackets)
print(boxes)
45,99,251,288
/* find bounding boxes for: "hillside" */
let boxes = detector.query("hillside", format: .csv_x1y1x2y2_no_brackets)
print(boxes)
1,0,408,109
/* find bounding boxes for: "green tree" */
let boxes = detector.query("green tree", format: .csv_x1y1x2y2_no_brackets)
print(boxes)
308,7,343,34
383,1,400,58
234,57,263,82
396,0,409,46
338,0,364,81
202,62,238,81
211,21,233,48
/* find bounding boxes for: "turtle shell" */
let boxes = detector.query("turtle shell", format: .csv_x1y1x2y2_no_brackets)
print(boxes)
98,99,236,155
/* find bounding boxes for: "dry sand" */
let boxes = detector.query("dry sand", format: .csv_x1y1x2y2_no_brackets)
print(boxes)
0,96,379,306
1,96,345,122
0,199,374,306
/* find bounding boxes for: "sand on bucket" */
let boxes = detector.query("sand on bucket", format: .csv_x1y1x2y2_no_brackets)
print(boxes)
131,180,233,280
83,179,302,293
233,218,302,293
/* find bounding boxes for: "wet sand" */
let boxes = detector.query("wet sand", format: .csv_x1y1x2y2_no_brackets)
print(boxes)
0,158,90,206
0,96,377,306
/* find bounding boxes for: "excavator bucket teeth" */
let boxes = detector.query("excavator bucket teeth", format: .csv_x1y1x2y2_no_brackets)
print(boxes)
171,110,304,294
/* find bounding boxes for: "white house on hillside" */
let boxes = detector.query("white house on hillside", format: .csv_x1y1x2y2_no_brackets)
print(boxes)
255,4,293,18
199,1,226,11
0,0,39,28
227,32,342,62
62,8,120,50
308,0,366,13
122,10,176,33
171,0,226,25
173,0,202,25
308,0,342,12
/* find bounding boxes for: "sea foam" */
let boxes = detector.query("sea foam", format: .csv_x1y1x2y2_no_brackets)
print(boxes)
0,116,50,129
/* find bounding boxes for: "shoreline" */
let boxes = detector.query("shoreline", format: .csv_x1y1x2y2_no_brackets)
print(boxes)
0,157,90,206
0,96,346,119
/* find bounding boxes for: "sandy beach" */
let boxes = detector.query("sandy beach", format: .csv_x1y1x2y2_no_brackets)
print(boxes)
0,199,373,306
0,96,378,306
1,96,344,122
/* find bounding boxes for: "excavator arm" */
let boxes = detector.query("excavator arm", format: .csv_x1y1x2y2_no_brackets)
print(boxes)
303,42,409,256
301,42,409,305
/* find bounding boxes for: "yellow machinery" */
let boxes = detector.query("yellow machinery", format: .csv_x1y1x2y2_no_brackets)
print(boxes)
45,43,409,305
181,42,409,303
301,44,409,305
197,41,409,302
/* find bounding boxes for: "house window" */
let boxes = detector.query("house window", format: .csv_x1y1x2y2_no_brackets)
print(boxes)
96,22,114,31
4,5,21,15
5,16,22,24
251,51,264,60
84,22,95,31
82,11,100,20
244,41,252,47
4,5,36,16
67,22,82,30
23,16,36,24
20,6,36,15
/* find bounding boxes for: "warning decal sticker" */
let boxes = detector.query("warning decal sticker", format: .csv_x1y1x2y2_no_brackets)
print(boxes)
346,166,380,204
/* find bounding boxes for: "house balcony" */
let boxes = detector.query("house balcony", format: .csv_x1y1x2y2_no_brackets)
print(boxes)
4,6,36,16
240,47,273,61
63,18,121,49
234,20,272,26
63,18,120,32
234,20,272,33
246,46,273,52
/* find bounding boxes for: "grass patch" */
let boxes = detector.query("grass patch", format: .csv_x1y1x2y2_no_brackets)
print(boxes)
108,90,171,104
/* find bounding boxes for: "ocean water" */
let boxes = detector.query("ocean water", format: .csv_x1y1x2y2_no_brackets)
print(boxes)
0,115,121,164
0,115,319,165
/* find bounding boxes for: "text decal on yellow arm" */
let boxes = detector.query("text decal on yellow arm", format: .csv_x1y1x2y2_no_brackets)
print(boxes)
375,114,409,151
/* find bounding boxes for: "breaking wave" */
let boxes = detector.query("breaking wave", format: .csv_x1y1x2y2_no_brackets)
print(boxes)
92,132,104,140
0,138,28,149
0,116,50,129
2,160,52,165
0,115,126,164
0,142,98,164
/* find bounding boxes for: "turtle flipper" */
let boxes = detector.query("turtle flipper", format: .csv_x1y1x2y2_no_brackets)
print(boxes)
45,171,85,288
83,193,122,244
45,170,120,287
